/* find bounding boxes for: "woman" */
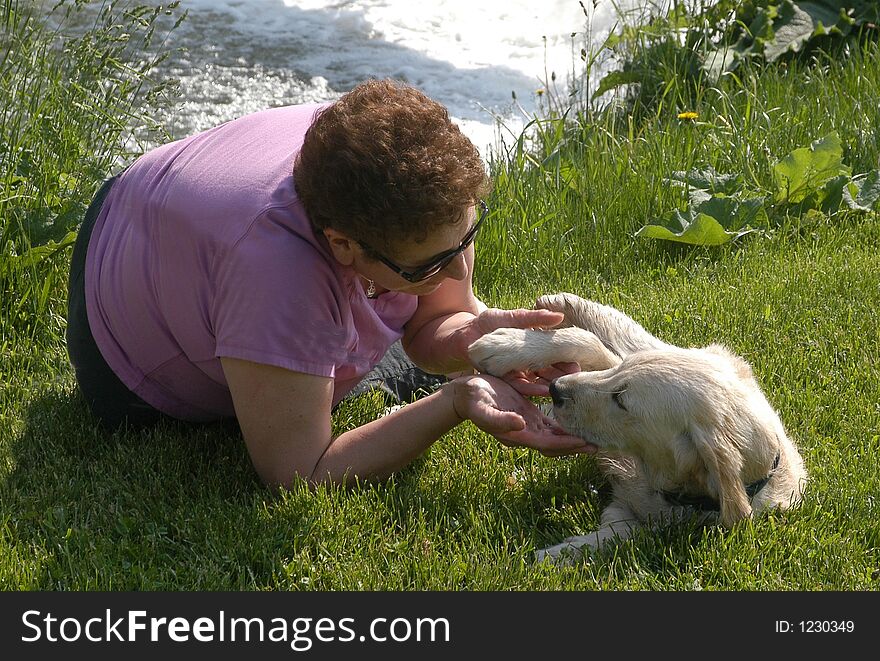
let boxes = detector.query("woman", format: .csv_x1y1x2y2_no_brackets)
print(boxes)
66,78,593,488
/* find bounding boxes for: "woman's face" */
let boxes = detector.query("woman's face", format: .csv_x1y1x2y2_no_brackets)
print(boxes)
357,205,479,296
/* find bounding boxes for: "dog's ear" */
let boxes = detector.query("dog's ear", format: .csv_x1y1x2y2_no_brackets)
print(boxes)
689,420,752,527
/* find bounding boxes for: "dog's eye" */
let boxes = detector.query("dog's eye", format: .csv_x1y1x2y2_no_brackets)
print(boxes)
612,390,628,412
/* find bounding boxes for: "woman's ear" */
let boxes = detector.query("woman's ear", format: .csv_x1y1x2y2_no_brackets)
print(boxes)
322,228,357,266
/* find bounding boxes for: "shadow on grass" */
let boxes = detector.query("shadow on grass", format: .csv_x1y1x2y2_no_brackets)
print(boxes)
2,386,277,589
2,385,711,589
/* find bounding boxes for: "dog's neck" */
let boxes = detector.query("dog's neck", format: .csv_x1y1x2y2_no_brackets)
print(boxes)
660,453,780,512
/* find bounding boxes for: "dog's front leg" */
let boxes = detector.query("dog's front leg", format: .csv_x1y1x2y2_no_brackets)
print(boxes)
467,327,620,377
535,292,666,355
535,503,641,565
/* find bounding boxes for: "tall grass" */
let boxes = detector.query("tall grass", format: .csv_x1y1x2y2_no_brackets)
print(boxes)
0,0,184,349
0,0,184,415
0,3,877,590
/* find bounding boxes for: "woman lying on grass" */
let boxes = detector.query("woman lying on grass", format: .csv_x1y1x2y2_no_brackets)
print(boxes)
66,78,593,488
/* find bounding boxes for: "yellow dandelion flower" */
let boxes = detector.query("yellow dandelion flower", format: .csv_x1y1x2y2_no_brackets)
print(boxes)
677,111,699,120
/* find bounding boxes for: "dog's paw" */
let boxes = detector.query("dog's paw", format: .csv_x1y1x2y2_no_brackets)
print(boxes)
533,292,585,328
535,535,600,566
467,328,532,376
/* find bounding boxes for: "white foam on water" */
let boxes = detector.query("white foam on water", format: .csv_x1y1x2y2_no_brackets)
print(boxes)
156,0,648,156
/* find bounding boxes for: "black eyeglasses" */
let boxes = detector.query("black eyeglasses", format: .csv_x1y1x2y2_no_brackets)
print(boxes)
359,200,489,283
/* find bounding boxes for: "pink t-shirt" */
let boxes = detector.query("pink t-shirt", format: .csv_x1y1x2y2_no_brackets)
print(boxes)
85,104,419,421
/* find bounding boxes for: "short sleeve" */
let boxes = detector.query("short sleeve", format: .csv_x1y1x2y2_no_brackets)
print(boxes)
212,209,355,379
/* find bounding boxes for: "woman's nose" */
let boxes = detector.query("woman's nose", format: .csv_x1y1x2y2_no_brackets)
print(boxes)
443,252,468,281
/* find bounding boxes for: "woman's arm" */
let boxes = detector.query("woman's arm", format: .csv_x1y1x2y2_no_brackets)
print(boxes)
221,356,461,487
401,245,482,375
402,245,575,388
221,356,592,488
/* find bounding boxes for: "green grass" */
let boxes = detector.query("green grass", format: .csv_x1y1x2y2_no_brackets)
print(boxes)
1,4,878,590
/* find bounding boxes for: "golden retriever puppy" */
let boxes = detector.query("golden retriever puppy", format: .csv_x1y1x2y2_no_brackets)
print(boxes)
467,293,807,563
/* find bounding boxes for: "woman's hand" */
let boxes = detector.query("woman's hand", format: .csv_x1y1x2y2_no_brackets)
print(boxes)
460,308,581,396
500,362,581,397
447,374,595,457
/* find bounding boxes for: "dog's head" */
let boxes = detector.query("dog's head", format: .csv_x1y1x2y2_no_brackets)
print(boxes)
549,345,784,527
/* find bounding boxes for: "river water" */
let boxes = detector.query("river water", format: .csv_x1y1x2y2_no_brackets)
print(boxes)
148,0,647,158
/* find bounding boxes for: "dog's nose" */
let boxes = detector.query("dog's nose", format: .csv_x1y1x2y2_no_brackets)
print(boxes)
549,381,565,407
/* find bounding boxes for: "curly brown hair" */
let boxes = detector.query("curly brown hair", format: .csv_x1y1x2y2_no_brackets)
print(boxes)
294,78,490,255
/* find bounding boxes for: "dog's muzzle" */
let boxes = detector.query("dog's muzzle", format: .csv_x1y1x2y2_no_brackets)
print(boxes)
549,381,566,407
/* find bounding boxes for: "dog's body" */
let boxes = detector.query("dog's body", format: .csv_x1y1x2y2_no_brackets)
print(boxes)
467,293,807,562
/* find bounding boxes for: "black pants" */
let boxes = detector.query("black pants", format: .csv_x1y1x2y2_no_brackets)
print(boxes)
66,179,446,431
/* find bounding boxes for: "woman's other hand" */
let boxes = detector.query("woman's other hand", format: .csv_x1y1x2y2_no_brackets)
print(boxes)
447,374,595,457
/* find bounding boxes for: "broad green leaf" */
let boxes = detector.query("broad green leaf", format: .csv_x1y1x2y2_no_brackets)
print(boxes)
703,0,869,73
10,231,78,269
702,46,739,79
773,131,850,204
764,0,816,61
593,69,643,99
666,166,743,194
816,174,850,213
636,209,753,246
688,188,713,207
797,1,855,34
747,3,779,43
696,194,768,231
843,169,880,211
